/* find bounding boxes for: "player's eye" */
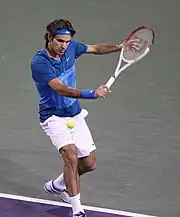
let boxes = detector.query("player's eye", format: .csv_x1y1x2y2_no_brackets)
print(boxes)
57,39,64,43
56,39,70,44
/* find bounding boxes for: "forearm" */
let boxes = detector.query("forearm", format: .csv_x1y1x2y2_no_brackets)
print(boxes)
93,43,123,54
48,78,96,99
56,84,97,99
56,84,81,98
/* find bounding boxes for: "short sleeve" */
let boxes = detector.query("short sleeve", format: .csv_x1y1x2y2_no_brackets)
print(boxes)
31,59,56,85
72,40,88,59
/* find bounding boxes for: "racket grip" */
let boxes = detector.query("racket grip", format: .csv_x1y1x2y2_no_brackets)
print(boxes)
105,76,115,89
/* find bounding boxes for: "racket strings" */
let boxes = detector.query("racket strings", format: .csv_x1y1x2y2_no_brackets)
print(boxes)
134,36,148,53
123,29,153,62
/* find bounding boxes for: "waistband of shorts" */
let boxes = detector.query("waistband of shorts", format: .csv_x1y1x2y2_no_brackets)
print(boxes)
40,108,82,123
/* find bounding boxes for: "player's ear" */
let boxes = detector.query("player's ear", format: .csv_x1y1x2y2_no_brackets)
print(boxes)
48,35,53,42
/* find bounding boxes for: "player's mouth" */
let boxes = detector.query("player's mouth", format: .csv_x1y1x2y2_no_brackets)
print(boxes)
57,49,65,54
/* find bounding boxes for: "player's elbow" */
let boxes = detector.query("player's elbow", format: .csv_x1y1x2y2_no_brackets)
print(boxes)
92,45,103,54
48,78,66,94
48,78,80,98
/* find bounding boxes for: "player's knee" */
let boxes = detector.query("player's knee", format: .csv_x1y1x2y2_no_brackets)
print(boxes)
89,161,96,171
60,144,78,168
86,159,97,172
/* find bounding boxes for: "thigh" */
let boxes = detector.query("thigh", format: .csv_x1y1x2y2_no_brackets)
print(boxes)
40,115,75,151
40,110,96,156
74,110,96,158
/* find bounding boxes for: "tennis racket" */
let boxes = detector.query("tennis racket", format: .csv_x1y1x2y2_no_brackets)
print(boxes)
105,25,155,89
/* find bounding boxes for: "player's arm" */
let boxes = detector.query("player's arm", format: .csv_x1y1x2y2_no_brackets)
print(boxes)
86,43,124,54
48,78,108,99
31,60,108,99
48,78,81,98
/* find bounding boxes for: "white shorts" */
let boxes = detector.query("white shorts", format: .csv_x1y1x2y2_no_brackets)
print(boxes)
40,109,96,158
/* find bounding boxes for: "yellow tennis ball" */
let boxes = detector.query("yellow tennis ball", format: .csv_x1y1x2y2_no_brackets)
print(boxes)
66,119,75,129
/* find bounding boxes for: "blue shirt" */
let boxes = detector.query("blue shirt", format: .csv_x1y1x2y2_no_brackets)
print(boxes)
31,40,88,122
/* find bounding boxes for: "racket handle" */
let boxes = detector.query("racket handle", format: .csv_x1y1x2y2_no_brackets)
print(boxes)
105,76,115,89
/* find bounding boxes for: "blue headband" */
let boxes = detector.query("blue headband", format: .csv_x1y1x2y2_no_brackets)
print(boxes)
55,28,71,35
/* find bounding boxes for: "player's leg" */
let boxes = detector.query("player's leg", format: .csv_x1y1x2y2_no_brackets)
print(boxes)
52,109,96,191
40,115,86,216
78,151,96,175
60,144,79,196
51,151,96,197
60,144,85,215
52,151,96,190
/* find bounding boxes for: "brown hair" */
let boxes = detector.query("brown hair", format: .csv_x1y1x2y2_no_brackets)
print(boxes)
44,19,76,47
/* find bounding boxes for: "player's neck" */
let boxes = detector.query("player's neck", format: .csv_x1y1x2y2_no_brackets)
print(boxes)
46,45,61,60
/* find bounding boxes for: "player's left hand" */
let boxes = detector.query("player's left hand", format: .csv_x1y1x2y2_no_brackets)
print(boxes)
124,39,141,51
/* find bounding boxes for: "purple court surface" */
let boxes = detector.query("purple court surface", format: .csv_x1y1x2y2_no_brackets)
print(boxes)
0,193,157,217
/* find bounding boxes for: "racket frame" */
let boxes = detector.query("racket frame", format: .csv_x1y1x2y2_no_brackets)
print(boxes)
105,25,155,89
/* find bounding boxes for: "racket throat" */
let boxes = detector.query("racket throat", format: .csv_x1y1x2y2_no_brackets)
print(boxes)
105,76,116,89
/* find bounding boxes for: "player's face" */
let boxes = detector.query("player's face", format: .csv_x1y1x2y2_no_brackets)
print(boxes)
51,35,71,55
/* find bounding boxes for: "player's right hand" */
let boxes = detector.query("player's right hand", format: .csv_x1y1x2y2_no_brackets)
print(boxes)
95,86,109,98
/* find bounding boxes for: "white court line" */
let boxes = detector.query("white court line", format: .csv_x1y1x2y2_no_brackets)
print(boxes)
0,193,158,217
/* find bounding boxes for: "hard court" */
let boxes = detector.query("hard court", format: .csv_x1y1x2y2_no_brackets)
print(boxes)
0,1,179,217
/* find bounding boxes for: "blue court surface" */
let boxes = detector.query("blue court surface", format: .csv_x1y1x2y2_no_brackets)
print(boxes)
0,193,157,217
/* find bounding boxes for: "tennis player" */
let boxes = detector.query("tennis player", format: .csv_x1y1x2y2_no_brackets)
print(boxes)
31,19,134,217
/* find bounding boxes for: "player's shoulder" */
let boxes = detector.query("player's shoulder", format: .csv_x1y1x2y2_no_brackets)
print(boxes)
70,40,87,47
67,40,78,51
69,40,88,58
69,39,77,46
66,40,87,57
31,48,49,65
31,49,51,74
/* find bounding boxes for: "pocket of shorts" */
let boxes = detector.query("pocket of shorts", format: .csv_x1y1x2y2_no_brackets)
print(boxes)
40,115,54,128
